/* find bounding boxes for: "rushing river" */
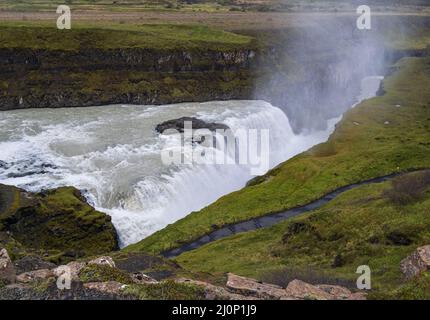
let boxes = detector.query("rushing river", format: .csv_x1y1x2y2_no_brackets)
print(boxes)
0,76,383,247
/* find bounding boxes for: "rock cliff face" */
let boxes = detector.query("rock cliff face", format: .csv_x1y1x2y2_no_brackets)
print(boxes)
0,47,256,110
0,184,118,263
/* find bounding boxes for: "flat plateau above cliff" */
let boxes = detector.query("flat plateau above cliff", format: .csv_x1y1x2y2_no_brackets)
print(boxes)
0,22,252,51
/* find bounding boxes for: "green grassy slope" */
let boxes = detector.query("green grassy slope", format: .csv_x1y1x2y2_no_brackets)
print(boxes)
175,171,430,295
127,56,430,255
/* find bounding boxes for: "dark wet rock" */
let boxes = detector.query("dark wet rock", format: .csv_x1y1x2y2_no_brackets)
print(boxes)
115,252,180,281
7,170,49,178
376,82,386,96
5,162,57,178
386,231,412,246
40,163,58,169
0,161,8,169
14,255,56,274
155,117,229,134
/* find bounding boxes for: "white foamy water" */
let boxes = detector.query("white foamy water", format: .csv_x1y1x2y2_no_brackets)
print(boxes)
0,76,382,246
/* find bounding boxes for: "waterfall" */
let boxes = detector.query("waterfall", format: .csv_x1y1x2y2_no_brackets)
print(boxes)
0,76,382,246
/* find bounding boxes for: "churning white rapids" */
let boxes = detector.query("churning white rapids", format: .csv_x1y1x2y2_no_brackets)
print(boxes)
0,76,383,247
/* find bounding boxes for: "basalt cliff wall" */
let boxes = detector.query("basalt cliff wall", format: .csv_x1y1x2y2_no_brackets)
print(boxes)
0,47,256,110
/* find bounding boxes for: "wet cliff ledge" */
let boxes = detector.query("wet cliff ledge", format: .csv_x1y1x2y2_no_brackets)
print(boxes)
0,23,256,110
0,184,119,264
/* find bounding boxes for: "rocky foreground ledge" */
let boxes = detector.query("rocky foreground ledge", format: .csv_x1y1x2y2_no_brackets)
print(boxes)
1,245,430,300
0,248,365,300
0,184,118,263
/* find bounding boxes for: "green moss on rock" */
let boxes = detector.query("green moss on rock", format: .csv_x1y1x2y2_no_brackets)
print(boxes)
79,264,133,284
0,184,119,262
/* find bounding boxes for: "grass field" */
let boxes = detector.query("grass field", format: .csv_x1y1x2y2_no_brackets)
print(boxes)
175,171,430,294
0,21,252,50
1,0,428,13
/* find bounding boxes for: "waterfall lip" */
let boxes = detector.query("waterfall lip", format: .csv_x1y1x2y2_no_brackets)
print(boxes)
160,75,388,257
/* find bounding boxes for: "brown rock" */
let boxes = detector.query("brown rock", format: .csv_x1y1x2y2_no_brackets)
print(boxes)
316,284,352,299
16,269,54,283
0,248,15,284
400,245,430,279
285,280,333,300
347,292,367,300
316,284,366,300
83,281,128,295
88,256,115,268
226,273,287,299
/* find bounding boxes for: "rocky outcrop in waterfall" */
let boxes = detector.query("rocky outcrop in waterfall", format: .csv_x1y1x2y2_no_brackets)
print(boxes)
155,117,229,133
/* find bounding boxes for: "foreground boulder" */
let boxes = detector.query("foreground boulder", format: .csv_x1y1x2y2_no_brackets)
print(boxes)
156,117,229,134
400,245,430,279
0,184,119,262
226,273,365,300
177,278,260,300
0,248,15,284
226,273,287,299
14,255,56,274
16,269,54,283
316,284,353,299
285,280,334,300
